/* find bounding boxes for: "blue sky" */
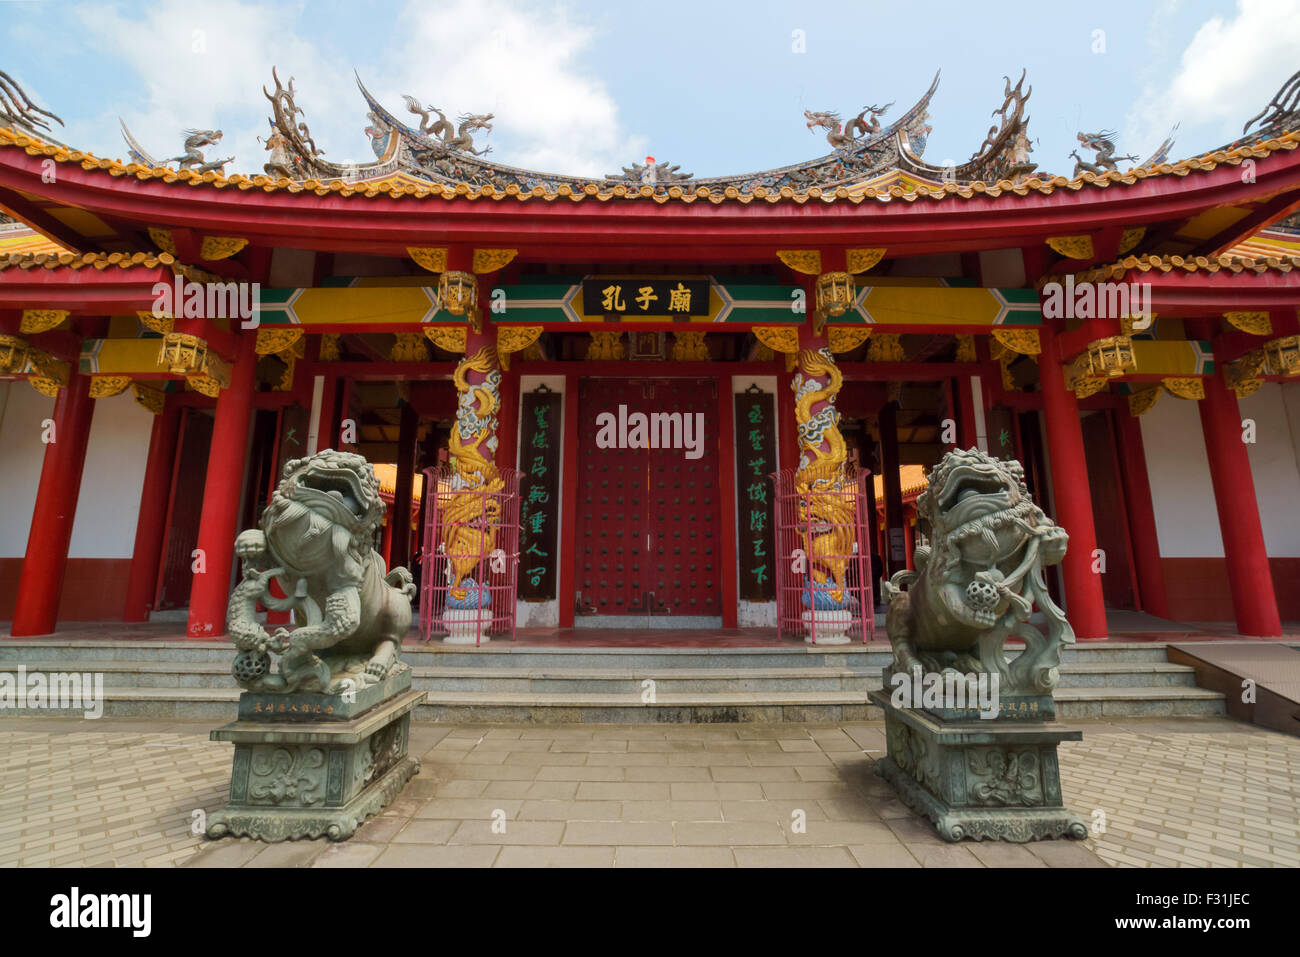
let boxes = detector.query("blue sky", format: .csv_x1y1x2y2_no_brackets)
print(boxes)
3,0,1299,181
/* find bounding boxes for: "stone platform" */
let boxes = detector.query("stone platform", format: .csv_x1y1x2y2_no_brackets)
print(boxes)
871,689,1088,843
206,687,424,842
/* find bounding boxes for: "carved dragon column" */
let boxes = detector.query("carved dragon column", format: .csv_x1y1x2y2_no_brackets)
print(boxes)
768,249,877,641
438,249,512,630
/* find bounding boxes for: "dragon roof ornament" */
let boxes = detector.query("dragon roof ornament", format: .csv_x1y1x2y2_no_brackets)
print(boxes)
120,122,233,175
356,70,953,194
1244,68,1300,138
0,70,63,144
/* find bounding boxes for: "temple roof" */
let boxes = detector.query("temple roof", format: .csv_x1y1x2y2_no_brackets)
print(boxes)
5,123,1297,208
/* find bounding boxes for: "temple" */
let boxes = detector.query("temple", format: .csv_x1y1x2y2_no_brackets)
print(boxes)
2,64,1300,647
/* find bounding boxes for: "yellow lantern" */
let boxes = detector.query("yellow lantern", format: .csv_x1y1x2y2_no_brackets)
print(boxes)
158,333,208,375
815,271,856,320
438,270,479,317
0,334,30,375
1086,335,1135,378
1263,335,1300,377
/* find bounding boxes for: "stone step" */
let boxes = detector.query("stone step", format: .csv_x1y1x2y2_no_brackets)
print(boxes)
0,639,1194,667
0,682,1224,721
0,658,1201,692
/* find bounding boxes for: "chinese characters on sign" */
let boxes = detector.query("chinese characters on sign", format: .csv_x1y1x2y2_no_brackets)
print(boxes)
581,278,710,318
518,388,562,600
735,389,776,601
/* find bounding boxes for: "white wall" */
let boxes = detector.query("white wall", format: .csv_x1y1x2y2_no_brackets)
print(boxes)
0,382,54,556
68,392,152,558
1142,383,1300,558
1140,393,1223,557
1240,384,1300,557
0,385,152,559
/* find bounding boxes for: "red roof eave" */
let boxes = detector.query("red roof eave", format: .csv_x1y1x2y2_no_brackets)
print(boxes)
3,130,1300,262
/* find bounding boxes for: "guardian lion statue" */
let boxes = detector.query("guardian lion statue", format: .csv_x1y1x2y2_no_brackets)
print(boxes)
226,450,416,695
882,448,1073,695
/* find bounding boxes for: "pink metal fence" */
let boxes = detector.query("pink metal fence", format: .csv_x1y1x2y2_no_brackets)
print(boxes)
418,465,521,645
771,465,874,645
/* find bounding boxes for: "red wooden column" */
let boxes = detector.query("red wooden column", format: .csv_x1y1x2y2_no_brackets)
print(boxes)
1198,370,1282,636
389,402,419,570
497,364,520,473
557,373,581,628
186,334,257,638
11,374,96,636
1037,323,1108,639
1113,411,1171,619
122,396,181,622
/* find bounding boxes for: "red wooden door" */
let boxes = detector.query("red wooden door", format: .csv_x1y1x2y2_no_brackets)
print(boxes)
156,408,212,610
575,378,722,624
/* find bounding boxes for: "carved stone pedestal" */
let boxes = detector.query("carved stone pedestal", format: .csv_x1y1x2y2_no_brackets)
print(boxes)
206,687,425,843
870,689,1088,843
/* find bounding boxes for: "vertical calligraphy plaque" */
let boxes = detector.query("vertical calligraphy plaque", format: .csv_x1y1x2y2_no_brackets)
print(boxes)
735,388,777,601
518,387,562,600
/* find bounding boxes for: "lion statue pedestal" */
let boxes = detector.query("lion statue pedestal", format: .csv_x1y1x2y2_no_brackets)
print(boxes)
872,449,1088,843
205,450,425,843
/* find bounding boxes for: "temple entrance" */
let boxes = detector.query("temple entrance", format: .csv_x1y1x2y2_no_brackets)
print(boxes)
575,377,722,627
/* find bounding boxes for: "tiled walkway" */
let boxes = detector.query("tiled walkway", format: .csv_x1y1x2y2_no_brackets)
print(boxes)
0,716,1295,867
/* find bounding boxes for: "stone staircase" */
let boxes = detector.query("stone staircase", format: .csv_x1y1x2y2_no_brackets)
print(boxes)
0,639,1227,722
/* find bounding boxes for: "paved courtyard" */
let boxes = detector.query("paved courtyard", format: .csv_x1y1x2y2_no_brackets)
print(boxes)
1,716,1297,867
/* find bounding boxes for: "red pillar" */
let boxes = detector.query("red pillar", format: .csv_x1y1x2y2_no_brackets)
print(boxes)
903,510,915,571
557,374,580,628
11,375,96,636
497,367,520,473
122,397,181,622
1198,372,1282,636
389,402,418,569
1114,411,1171,619
776,357,798,474
1037,324,1108,639
186,334,257,638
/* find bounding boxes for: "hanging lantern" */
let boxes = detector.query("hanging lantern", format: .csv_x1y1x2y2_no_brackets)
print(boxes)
815,271,855,319
1263,335,1300,377
1086,335,1135,378
0,334,30,375
438,270,478,317
158,332,208,375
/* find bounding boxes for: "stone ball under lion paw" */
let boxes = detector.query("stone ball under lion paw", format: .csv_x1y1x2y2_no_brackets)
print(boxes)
965,579,1000,609
232,650,270,683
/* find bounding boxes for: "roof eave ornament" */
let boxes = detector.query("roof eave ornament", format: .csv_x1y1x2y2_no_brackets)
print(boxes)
400,95,494,157
0,68,64,144
1243,68,1300,137
262,66,337,181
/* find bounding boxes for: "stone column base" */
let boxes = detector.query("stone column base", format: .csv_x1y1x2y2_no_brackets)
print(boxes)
206,687,425,843
869,689,1088,843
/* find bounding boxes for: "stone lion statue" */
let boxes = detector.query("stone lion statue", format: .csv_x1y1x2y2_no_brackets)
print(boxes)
882,448,1073,695
226,450,416,694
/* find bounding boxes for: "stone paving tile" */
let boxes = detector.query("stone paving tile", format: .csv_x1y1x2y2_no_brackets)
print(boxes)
733,845,858,867
6,716,1299,868
496,845,615,867
614,846,735,867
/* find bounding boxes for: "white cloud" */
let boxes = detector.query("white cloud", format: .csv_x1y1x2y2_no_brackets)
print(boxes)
68,0,355,175
65,0,642,180
372,0,646,177
1126,0,1300,154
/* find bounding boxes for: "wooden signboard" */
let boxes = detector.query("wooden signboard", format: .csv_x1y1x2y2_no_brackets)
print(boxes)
518,387,562,600
735,389,777,601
